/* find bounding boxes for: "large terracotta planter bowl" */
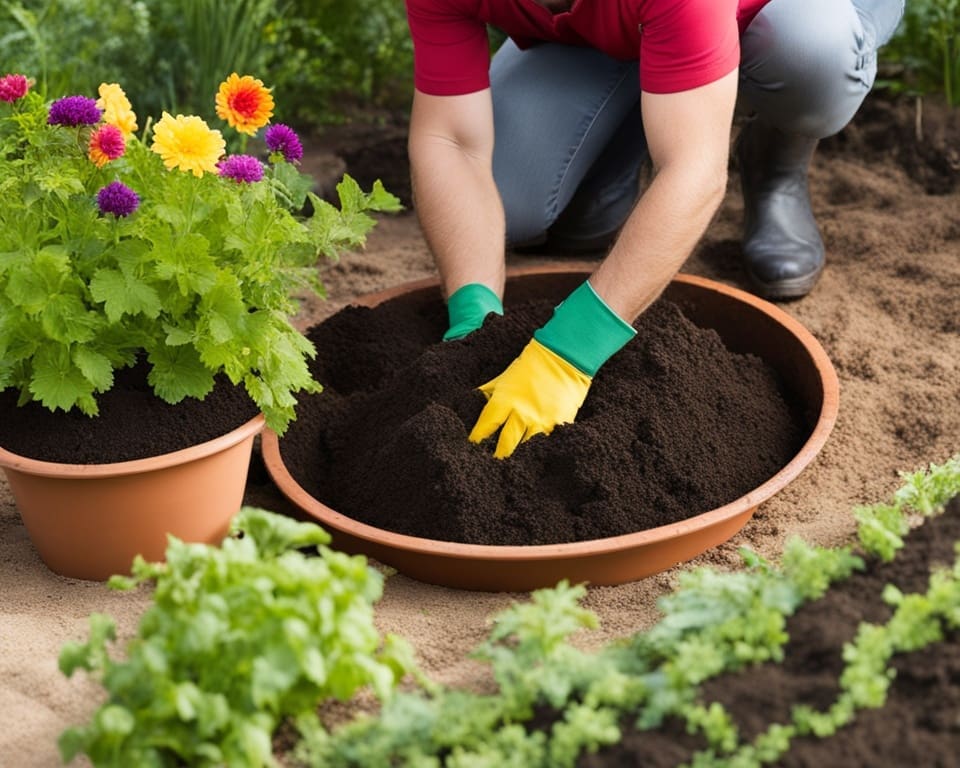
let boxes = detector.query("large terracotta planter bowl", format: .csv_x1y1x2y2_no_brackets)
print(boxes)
0,413,265,581
263,266,839,592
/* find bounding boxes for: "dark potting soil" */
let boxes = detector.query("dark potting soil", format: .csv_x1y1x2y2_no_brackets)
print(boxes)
578,495,960,768
0,358,260,464
277,290,807,546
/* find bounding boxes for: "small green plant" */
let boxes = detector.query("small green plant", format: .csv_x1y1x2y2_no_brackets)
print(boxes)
0,73,401,434
59,507,416,768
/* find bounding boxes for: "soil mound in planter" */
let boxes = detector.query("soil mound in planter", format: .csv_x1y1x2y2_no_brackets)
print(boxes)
278,291,807,546
0,359,260,464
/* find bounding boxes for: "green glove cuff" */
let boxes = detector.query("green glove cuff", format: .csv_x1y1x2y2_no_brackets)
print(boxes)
443,283,504,341
533,280,636,376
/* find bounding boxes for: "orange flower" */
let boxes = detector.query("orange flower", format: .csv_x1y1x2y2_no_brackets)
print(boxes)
215,73,274,136
88,124,125,168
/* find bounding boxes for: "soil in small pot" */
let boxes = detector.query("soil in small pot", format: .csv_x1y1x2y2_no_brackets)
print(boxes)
578,495,960,768
277,290,808,546
0,358,260,464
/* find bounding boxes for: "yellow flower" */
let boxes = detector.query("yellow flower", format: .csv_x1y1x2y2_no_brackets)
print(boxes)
96,83,138,138
215,73,274,136
150,112,225,177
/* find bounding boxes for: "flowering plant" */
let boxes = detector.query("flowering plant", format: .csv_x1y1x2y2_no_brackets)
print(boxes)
0,73,400,435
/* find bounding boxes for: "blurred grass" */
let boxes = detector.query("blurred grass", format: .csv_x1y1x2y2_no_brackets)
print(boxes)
878,0,959,107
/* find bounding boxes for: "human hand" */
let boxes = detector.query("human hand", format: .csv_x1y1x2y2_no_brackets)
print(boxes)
443,283,503,341
468,339,592,458
468,279,636,458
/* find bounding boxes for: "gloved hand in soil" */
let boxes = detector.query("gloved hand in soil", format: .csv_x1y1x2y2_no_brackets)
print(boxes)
469,280,636,458
443,283,504,341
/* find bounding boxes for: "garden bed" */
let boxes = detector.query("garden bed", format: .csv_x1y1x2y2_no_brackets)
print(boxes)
581,494,960,767
290,460,960,767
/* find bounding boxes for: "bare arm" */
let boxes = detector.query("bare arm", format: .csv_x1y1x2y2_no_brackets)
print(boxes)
590,68,739,322
408,88,505,300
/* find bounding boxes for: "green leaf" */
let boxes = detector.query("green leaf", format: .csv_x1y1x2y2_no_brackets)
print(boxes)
151,232,218,297
72,347,114,392
367,179,404,212
29,343,95,413
89,267,162,323
41,293,98,344
146,345,215,404
5,247,70,313
270,162,315,210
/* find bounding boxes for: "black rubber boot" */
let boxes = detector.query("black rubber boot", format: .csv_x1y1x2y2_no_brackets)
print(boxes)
736,119,825,300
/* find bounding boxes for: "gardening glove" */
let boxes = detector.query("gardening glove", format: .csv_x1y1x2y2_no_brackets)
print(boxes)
469,280,636,458
443,283,504,341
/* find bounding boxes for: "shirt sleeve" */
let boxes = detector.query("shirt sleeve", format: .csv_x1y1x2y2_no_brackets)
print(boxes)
639,0,741,94
405,0,492,96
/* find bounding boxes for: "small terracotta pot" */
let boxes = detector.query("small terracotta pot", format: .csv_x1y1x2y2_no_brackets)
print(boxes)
263,266,840,592
0,413,265,581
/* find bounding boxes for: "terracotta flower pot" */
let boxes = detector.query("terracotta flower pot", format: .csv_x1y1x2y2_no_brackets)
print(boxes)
0,413,265,581
262,266,839,591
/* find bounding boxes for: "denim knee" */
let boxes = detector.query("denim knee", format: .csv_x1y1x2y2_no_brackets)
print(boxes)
739,0,903,138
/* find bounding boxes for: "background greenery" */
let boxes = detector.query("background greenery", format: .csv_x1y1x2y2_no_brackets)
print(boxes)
0,0,415,128
0,0,955,136
878,0,960,106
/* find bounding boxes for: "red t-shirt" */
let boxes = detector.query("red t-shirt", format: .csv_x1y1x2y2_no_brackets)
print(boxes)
406,0,771,96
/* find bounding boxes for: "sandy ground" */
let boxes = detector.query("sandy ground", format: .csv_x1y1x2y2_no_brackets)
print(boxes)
2,106,959,766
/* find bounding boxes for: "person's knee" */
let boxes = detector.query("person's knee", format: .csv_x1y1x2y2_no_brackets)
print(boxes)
740,0,887,138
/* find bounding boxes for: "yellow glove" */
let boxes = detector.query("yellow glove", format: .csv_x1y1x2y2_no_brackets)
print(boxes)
468,339,592,458
468,280,636,459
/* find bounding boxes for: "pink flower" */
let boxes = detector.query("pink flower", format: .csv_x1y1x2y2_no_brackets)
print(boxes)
0,74,29,103
88,124,126,167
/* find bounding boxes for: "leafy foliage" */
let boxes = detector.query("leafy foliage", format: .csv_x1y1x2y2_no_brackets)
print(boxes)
0,85,401,433
267,0,414,128
297,455,959,768
0,0,154,100
141,0,284,122
880,0,960,106
59,507,415,768
0,0,415,127
57,456,960,767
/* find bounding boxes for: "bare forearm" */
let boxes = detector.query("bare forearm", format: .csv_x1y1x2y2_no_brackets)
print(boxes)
409,140,506,298
590,161,726,322
591,72,737,323
408,88,506,300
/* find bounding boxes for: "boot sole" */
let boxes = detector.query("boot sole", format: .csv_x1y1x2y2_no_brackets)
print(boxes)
747,266,823,301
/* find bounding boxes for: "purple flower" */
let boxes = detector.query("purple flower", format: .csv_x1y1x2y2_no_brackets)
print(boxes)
97,181,139,217
218,154,264,183
47,95,102,127
264,123,303,164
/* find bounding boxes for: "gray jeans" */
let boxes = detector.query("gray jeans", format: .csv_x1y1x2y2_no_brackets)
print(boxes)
491,0,905,246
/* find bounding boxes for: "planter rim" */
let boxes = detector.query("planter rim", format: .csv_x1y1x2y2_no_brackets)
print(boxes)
0,412,265,479
262,266,839,564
